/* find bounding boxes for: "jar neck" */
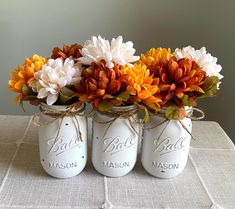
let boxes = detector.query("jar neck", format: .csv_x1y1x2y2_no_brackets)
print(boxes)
95,105,138,119
108,105,137,113
150,106,193,118
40,102,85,113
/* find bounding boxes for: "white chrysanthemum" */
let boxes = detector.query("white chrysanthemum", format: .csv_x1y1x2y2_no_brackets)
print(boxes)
174,46,223,80
78,35,139,68
29,58,82,105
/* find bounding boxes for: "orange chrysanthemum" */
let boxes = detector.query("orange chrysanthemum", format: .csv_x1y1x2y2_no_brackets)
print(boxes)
139,48,207,108
139,48,171,70
120,64,161,111
9,54,47,103
149,56,206,107
51,44,82,60
76,60,123,109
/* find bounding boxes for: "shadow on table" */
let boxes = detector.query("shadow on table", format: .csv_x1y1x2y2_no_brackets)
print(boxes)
8,143,99,179
8,142,149,179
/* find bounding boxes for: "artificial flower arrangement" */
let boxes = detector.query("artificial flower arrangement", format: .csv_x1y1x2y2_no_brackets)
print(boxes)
138,47,223,178
76,42,222,123
9,36,222,120
9,43,83,106
9,35,223,179
138,46,223,120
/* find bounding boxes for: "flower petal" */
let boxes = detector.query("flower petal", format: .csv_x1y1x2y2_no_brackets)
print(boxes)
46,93,58,105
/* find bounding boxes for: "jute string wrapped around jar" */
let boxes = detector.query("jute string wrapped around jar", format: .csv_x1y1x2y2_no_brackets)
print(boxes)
33,103,85,150
144,107,205,142
92,108,143,139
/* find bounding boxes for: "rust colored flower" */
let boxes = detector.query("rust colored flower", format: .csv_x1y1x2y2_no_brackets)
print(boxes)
9,54,47,103
120,64,161,111
51,44,82,60
150,56,206,107
76,60,123,109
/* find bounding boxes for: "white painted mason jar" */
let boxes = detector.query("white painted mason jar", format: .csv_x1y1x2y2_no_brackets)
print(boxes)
92,105,140,177
141,112,192,178
38,103,87,178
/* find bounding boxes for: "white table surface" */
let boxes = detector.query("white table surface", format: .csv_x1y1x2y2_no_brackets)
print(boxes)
0,115,234,209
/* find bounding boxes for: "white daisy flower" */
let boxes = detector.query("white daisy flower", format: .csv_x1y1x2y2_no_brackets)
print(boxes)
29,58,82,105
174,46,223,80
78,35,139,68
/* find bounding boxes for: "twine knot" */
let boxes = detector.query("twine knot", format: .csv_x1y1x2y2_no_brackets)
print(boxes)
33,103,85,151
144,107,205,142
93,107,142,139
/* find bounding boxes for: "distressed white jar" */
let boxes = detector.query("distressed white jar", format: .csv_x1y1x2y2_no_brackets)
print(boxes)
92,106,140,177
38,103,87,178
141,113,192,178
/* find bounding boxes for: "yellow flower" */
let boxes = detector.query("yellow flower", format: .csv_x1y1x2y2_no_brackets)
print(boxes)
139,48,171,68
9,54,47,103
120,64,161,111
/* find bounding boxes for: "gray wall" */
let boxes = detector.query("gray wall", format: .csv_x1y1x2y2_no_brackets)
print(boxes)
0,0,234,141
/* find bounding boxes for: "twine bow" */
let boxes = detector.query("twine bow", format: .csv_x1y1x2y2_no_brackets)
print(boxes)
93,108,142,139
144,107,205,143
33,103,85,152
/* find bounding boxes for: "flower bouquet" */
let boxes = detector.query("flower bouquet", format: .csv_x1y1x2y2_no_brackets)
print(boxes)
76,36,144,177
9,44,88,178
9,36,223,178
140,47,223,178
9,44,83,106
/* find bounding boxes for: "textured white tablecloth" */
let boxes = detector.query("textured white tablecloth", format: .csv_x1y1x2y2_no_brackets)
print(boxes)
0,115,234,209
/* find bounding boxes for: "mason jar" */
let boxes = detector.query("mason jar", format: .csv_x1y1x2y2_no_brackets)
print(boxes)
91,105,140,177
38,103,87,178
141,111,192,178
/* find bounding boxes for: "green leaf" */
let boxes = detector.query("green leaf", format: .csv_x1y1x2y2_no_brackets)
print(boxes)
61,87,76,97
204,85,218,97
117,91,130,102
98,100,113,112
202,76,219,91
201,76,219,97
144,107,149,123
182,94,189,106
165,105,179,120
59,91,76,105
22,85,33,96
